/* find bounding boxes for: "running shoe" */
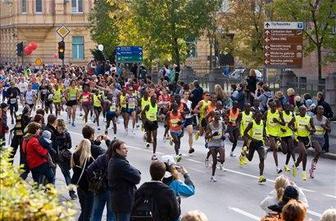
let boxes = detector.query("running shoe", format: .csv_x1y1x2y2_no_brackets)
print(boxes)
239,155,247,166
309,161,317,178
284,165,291,172
292,165,298,177
72,123,75,127
301,171,307,181
175,154,182,163
151,154,158,161
113,136,117,140
105,130,108,135
210,176,217,182
276,168,283,174
188,148,195,154
230,152,236,157
194,131,200,141
79,113,83,117
258,175,266,184
97,127,101,131
145,143,150,149
205,159,209,168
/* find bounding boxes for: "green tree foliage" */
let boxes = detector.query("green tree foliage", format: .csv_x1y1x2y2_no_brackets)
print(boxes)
271,0,336,80
89,0,120,61
0,147,76,220
132,0,222,69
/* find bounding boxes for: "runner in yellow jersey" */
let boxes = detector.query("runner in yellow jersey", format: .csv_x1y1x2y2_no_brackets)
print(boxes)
52,84,63,117
93,89,104,131
65,80,79,127
119,88,129,134
142,95,159,160
243,110,267,184
264,100,283,174
291,106,316,181
238,103,253,166
279,104,296,173
193,92,211,140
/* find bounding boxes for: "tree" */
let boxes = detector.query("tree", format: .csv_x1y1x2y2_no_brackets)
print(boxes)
271,0,336,80
218,0,269,68
89,0,120,61
132,0,222,72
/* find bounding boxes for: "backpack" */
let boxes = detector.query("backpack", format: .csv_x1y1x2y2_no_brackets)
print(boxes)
131,190,156,221
88,169,107,193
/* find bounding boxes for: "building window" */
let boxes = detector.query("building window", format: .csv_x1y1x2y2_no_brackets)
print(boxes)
72,36,84,60
35,0,42,13
72,0,83,13
21,0,27,13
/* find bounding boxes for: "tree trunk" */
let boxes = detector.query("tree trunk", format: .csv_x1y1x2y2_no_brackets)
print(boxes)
172,37,180,82
317,44,322,80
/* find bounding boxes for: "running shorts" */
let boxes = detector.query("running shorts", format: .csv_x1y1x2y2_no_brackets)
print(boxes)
66,100,77,106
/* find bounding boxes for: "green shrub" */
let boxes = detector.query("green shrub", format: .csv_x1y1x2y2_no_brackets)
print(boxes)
0,147,76,221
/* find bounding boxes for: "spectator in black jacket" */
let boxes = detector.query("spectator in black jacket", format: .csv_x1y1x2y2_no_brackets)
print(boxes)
133,161,181,221
71,139,95,221
54,119,77,200
86,139,116,221
44,114,58,161
108,140,141,221
317,92,334,152
82,125,106,159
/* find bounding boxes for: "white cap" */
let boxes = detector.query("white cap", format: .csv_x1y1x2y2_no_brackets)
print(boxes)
161,155,176,166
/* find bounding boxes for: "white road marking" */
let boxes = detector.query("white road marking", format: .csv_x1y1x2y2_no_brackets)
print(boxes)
323,194,336,199
228,207,259,220
308,210,322,218
188,167,206,174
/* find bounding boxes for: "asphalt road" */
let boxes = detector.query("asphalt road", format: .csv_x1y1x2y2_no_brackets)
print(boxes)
9,110,336,221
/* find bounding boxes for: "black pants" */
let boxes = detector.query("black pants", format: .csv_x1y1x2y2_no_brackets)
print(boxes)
31,163,55,185
77,187,94,221
56,162,71,186
10,135,23,164
322,133,329,152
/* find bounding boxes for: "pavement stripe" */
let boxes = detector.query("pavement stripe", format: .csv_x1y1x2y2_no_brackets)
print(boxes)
228,207,259,220
307,210,322,218
323,194,336,199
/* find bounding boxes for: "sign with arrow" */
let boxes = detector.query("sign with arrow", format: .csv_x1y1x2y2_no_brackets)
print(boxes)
115,46,143,63
264,21,303,68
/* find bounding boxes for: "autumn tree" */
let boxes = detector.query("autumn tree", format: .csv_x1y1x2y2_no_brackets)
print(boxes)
271,0,336,80
132,0,222,72
219,0,270,68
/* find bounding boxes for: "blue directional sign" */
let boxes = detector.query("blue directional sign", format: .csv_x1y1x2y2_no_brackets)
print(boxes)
116,46,143,63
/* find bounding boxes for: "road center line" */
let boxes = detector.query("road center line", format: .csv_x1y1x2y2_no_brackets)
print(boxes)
323,194,336,199
228,207,259,220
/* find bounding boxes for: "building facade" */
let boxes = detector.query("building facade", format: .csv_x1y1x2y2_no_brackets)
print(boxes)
0,0,95,66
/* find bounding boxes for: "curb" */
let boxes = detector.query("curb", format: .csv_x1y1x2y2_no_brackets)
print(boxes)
307,149,336,160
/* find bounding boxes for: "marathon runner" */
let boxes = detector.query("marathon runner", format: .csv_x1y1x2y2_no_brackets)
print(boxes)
65,80,80,127
142,95,159,160
243,110,267,184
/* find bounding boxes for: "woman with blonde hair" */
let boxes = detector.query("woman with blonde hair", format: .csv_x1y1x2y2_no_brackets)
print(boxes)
181,210,208,221
260,175,308,213
214,84,227,102
287,88,296,106
320,208,336,221
282,199,307,221
71,138,95,221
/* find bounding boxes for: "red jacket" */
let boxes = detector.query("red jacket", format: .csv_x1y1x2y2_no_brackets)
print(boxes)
22,136,48,170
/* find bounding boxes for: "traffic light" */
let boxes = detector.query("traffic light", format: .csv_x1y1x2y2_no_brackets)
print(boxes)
58,41,65,59
16,42,23,56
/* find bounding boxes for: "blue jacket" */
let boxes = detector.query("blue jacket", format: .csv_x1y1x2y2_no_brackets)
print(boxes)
163,174,195,198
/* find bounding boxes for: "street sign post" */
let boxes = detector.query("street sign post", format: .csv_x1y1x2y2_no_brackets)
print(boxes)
264,21,303,68
56,25,70,68
115,46,143,63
